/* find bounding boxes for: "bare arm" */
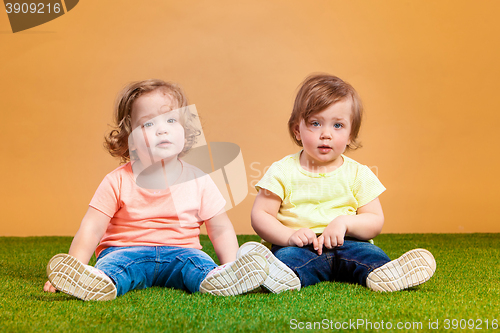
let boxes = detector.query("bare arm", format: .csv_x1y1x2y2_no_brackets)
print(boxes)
205,209,239,264
251,189,318,247
67,206,112,264
44,207,111,292
345,197,384,239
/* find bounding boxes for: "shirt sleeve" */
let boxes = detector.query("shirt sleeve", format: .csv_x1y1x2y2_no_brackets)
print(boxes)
198,174,227,221
89,173,121,218
352,165,386,207
255,162,286,200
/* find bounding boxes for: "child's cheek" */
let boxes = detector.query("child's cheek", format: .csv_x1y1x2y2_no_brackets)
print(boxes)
132,129,150,152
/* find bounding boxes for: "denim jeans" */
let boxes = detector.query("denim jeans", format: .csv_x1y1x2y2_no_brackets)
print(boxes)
271,240,391,288
95,246,218,297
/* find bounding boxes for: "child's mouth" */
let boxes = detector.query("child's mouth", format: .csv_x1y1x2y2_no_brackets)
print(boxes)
318,146,332,153
156,140,172,147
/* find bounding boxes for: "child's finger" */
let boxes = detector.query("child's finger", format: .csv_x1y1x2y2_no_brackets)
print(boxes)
316,236,323,255
298,234,308,247
324,235,332,249
337,235,344,247
293,229,305,246
304,229,316,243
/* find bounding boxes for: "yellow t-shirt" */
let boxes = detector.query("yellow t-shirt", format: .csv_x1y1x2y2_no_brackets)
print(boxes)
255,151,386,234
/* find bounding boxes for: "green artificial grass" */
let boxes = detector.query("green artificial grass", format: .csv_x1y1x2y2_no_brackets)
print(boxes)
1,234,499,332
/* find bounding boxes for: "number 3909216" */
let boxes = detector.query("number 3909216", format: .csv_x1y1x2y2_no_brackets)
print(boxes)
5,3,61,14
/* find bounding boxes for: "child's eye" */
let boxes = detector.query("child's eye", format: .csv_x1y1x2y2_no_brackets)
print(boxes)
142,122,154,128
310,121,320,127
167,118,177,123
334,123,343,129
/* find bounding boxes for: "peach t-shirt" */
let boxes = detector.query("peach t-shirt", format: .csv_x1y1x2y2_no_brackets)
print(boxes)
89,160,226,258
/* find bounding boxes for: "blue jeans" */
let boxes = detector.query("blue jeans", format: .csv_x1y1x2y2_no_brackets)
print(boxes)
271,240,391,288
95,246,218,297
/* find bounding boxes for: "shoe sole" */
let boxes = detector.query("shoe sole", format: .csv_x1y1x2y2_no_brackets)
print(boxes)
237,242,301,293
199,253,269,296
366,248,436,292
47,253,117,301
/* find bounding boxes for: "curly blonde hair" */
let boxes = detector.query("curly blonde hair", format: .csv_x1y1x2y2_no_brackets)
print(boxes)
104,79,200,163
288,74,363,151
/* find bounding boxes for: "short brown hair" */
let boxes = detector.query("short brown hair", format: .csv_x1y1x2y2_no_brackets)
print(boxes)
104,79,200,163
288,74,363,151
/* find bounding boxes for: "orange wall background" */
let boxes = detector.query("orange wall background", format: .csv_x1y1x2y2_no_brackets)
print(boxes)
1,0,499,236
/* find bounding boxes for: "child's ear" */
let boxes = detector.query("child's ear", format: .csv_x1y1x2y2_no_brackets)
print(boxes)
293,124,301,141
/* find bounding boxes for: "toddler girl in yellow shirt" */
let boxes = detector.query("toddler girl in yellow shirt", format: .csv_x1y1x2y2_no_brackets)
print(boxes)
249,74,436,292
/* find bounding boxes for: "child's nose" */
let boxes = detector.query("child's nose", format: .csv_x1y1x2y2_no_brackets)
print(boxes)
156,124,169,135
155,119,171,135
320,129,332,139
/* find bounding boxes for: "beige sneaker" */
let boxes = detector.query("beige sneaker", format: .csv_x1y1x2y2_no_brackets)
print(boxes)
199,252,269,296
47,253,117,301
236,241,301,293
366,248,436,292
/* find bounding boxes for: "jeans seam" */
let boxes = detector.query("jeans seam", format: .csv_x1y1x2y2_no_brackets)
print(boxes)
108,257,156,277
179,256,214,275
337,257,373,270
152,247,160,283
293,255,324,271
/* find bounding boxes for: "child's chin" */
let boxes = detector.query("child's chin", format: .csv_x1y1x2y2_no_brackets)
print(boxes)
154,154,178,162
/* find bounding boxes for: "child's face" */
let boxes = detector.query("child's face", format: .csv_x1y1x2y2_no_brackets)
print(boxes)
293,98,352,171
129,90,186,165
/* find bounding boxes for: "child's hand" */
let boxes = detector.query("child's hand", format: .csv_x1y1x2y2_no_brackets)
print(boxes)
288,228,318,248
43,280,57,293
317,217,348,255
